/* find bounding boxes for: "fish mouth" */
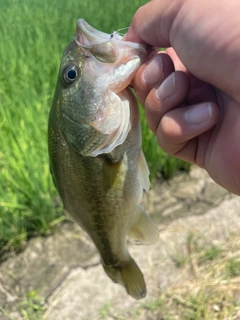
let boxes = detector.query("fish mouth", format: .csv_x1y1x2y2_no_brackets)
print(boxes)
74,19,152,64
75,19,120,46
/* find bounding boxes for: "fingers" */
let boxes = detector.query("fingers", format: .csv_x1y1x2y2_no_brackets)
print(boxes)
144,70,219,164
166,48,218,105
133,47,220,167
156,102,219,164
135,54,219,166
133,52,175,106
144,70,190,133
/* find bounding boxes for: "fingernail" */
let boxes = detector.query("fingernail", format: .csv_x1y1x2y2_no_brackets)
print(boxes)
156,73,175,100
184,103,212,124
142,55,164,85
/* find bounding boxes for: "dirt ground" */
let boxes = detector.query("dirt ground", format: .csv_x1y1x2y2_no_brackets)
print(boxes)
1,166,240,320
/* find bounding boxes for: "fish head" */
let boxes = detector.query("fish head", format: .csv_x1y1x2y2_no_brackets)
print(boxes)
53,20,154,156
58,19,153,118
73,19,152,94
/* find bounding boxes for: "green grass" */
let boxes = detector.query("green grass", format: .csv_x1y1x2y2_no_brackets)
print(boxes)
0,0,188,256
20,291,45,320
0,290,45,320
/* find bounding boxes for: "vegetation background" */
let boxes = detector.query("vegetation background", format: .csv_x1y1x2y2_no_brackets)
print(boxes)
0,0,189,256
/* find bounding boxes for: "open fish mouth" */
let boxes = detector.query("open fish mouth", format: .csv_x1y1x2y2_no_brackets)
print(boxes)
75,19,122,46
74,19,151,64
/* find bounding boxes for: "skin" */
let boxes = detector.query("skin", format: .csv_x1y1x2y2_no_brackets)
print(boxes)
124,0,240,195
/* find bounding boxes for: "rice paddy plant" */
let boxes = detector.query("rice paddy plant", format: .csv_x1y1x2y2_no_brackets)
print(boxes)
0,0,188,254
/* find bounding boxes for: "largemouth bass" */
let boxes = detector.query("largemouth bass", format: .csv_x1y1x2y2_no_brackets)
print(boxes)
48,19,158,300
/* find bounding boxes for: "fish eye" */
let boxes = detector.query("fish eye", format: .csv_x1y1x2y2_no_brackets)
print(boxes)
63,66,78,84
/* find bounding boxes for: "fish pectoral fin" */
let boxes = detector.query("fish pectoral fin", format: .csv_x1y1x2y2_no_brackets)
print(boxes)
102,155,125,190
128,205,159,245
138,150,150,192
103,257,146,300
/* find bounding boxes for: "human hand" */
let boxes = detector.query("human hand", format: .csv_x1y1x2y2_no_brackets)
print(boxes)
125,0,240,195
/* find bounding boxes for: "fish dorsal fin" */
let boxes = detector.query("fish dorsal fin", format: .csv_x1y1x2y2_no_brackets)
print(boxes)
137,150,150,192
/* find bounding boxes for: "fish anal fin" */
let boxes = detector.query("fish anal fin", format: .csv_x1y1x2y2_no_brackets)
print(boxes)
128,205,159,245
103,257,146,300
138,150,150,192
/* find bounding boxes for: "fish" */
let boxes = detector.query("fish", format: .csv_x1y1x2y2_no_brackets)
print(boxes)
48,19,159,300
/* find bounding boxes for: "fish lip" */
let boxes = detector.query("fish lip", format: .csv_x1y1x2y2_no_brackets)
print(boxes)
75,19,116,46
74,19,152,58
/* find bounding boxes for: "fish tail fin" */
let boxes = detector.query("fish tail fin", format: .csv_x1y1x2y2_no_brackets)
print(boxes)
103,257,146,299
128,205,159,245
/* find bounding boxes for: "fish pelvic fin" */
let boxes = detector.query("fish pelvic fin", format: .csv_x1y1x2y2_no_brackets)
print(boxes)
128,205,159,245
103,257,146,300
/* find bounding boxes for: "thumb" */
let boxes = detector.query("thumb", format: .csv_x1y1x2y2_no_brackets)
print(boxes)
124,0,182,47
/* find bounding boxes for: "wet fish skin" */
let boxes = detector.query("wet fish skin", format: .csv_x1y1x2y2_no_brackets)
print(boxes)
48,20,158,299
